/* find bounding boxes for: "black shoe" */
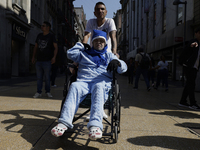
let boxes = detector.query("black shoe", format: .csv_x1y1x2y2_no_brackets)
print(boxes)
178,102,190,108
165,88,168,92
189,104,200,110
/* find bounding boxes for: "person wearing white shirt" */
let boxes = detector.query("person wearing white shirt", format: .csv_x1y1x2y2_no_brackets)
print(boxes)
154,55,168,91
82,2,118,56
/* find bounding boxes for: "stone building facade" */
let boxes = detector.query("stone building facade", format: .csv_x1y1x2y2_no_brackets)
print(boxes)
0,0,76,79
120,0,198,81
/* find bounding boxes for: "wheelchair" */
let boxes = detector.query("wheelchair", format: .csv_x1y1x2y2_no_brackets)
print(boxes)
60,63,121,143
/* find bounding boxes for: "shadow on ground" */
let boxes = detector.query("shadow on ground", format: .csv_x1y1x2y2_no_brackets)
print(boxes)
127,136,200,150
0,109,115,149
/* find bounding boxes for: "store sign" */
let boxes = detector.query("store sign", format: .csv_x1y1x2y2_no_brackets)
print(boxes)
175,37,183,42
12,23,27,41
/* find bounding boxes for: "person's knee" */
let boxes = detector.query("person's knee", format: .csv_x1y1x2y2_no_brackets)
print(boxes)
70,82,80,89
91,82,104,92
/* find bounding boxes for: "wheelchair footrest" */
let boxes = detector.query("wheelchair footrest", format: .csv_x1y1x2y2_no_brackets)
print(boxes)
103,133,112,136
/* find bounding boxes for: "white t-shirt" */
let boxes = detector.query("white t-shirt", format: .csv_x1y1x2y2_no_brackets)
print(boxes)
85,18,117,52
157,61,168,70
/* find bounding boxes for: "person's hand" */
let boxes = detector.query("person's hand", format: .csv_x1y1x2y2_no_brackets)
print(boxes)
51,57,56,64
191,42,198,47
107,59,121,72
82,43,91,50
113,52,119,58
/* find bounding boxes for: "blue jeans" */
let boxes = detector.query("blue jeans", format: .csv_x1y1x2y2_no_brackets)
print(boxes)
134,67,150,88
36,61,51,94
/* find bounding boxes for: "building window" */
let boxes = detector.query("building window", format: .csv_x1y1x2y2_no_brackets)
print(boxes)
153,0,156,38
162,0,166,33
177,1,183,25
12,0,22,6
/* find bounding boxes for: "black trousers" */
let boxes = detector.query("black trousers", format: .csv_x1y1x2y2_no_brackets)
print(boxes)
180,67,198,105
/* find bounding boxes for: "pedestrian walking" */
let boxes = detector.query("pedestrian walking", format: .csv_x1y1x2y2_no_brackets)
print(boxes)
133,47,151,91
51,35,66,88
154,55,169,91
32,21,58,98
178,27,200,110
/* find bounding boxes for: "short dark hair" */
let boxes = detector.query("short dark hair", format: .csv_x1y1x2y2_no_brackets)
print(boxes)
195,27,200,33
95,2,106,9
43,21,51,28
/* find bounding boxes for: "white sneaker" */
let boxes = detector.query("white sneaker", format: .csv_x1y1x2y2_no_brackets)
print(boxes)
46,92,53,98
51,85,57,87
89,126,102,140
86,111,108,122
33,93,42,98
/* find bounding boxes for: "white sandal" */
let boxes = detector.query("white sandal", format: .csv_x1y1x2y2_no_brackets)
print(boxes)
51,124,67,137
88,127,102,140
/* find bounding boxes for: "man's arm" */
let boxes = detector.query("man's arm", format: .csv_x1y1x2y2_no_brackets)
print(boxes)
82,31,91,44
32,43,38,64
51,42,58,64
109,30,117,54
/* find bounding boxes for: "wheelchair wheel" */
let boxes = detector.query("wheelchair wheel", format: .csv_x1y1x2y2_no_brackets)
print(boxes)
113,89,121,143
114,125,118,143
118,92,121,133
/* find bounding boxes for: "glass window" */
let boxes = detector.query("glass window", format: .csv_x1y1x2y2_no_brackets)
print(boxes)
12,0,22,6
177,5,183,25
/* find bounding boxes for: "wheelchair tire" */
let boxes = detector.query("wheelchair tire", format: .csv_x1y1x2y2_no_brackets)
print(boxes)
114,125,118,143
112,88,121,143
118,92,121,133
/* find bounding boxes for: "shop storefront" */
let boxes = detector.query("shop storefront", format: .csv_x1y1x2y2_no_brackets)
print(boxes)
11,22,28,76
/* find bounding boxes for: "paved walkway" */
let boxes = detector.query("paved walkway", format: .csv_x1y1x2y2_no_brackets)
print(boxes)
0,75,199,150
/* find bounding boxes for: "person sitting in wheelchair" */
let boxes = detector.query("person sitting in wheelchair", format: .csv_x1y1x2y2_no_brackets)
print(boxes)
51,30,127,140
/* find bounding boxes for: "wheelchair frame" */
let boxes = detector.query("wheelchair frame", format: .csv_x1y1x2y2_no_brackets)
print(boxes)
60,64,121,143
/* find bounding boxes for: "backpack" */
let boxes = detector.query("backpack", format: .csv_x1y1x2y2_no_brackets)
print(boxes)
139,53,150,69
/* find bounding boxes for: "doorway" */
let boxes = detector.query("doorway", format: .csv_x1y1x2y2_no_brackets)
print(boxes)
11,40,20,76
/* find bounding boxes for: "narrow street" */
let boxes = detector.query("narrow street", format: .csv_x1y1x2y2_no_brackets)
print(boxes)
0,74,199,150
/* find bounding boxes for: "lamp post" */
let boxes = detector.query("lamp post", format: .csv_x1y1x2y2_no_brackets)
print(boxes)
173,0,187,86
